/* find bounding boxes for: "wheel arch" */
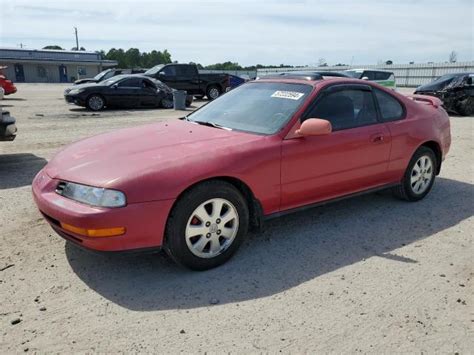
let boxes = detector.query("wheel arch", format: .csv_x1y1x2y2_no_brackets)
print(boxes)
418,140,442,175
86,92,107,106
168,176,264,232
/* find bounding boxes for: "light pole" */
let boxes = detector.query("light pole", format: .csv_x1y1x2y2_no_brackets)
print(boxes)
74,27,79,50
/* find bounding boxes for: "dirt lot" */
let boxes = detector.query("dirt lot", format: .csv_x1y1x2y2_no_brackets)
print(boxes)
1,84,473,353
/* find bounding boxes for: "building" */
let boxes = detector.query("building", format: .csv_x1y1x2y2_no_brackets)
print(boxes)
0,48,118,83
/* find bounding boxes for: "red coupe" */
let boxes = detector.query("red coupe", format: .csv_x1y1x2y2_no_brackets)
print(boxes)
33,77,451,270
0,66,17,95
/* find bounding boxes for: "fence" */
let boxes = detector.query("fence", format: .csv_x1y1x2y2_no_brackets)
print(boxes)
256,61,474,87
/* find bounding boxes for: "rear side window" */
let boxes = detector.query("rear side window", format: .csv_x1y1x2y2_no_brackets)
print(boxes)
118,78,142,88
305,88,378,131
374,89,404,122
375,72,392,80
176,65,196,77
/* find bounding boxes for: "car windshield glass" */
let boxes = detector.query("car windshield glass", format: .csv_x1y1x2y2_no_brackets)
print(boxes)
345,70,362,79
187,82,313,135
93,70,110,81
431,74,459,85
145,65,165,75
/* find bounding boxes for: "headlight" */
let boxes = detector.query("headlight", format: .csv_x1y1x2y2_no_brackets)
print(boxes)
57,182,126,208
68,89,84,95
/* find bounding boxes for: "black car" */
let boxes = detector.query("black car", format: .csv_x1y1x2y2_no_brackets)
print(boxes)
144,64,230,100
74,68,146,85
414,73,474,116
0,109,17,141
64,75,192,111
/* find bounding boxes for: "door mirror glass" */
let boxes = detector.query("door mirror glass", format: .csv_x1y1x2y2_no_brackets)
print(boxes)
296,118,332,136
361,76,369,80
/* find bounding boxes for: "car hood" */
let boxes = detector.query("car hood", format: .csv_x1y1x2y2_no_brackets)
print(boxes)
74,78,99,85
44,119,263,197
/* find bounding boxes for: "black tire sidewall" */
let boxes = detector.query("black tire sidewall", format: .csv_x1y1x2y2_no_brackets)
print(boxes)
402,147,437,201
165,181,249,270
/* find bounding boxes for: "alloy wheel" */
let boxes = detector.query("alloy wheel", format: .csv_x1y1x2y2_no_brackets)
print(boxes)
185,198,239,258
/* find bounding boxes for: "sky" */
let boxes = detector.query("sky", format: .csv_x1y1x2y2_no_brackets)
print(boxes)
0,0,472,66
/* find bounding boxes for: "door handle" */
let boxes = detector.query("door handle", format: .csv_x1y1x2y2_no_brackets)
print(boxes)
371,134,385,143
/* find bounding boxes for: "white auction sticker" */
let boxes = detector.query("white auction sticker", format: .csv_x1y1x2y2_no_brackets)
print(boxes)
271,91,305,100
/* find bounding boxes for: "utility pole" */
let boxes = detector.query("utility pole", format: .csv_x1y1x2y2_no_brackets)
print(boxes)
74,27,79,50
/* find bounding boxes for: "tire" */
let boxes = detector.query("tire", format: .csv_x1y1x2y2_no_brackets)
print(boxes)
86,94,105,111
185,95,193,107
164,181,249,270
206,85,221,100
456,97,474,116
392,146,437,201
161,97,174,109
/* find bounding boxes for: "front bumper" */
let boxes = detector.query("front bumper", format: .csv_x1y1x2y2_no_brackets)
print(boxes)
32,169,175,252
64,94,86,106
0,110,17,141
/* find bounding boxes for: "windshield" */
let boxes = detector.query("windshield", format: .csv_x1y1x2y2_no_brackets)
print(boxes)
187,82,313,135
431,74,459,84
93,70,111,81
345,70,362,79
145,65,165,75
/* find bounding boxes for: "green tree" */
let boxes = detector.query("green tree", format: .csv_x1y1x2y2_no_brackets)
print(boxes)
43,45,63,50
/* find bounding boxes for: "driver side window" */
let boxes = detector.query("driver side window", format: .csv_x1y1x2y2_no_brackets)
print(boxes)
304,88,378,131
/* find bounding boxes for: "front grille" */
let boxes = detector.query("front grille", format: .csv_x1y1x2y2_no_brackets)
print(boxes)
56,181,67,195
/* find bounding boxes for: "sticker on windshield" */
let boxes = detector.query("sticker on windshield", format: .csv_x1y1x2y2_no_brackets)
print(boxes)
271,91,305,100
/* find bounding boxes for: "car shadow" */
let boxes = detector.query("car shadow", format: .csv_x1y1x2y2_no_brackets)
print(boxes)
66,177,473,311
0,154,47,189
2,97,26,101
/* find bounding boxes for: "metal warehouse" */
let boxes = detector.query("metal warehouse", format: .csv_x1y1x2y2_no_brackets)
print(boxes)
0,48,117,83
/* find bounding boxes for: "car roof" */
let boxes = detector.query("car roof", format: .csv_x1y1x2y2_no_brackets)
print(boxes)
347,68,393,73
255,77,374,88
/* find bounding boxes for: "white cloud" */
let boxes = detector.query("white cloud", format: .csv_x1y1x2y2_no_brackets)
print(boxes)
0,0,472,65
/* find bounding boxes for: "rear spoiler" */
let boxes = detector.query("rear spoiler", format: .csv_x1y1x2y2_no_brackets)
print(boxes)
406,94,442,108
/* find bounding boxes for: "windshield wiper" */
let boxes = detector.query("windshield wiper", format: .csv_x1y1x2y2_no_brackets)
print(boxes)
188,120,232,131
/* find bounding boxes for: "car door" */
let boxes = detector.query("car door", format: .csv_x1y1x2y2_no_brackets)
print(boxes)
157,65,178,89
139,79,161,107
174,65,200,93
280,84,392,211
109,77,143,107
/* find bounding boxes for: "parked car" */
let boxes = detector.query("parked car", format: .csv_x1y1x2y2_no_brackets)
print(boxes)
64,74,193,111
144,64,230,100
74,68,146,85
414,73,474,116
0,109,17,141
0,66,17,95
345,69,396,90
33,77,450,270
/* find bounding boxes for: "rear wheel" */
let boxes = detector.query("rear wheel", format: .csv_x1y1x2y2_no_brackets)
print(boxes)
164,181,249,270
456,97,474,116
393,146,437,201
86,94,105,111
161,97,174,109
206,85,221,100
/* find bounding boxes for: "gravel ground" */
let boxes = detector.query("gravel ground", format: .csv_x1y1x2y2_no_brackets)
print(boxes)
0,84,473,353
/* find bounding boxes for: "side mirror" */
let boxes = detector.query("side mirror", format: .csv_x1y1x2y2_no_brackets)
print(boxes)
112,84,118,89
158,71,165,76
361,76,369,80
296,118,332,136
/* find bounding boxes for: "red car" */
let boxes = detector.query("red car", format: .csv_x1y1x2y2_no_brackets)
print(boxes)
0,66,17,95
32,77,451,270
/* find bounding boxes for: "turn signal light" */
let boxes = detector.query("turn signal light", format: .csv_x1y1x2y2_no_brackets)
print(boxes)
60,222,125,238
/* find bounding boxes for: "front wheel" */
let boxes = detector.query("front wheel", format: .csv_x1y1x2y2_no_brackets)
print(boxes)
86,94,105,111
164,181,249,270
393,147,437,201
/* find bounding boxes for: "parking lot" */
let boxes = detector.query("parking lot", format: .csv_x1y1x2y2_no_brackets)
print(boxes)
1,83,473,352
